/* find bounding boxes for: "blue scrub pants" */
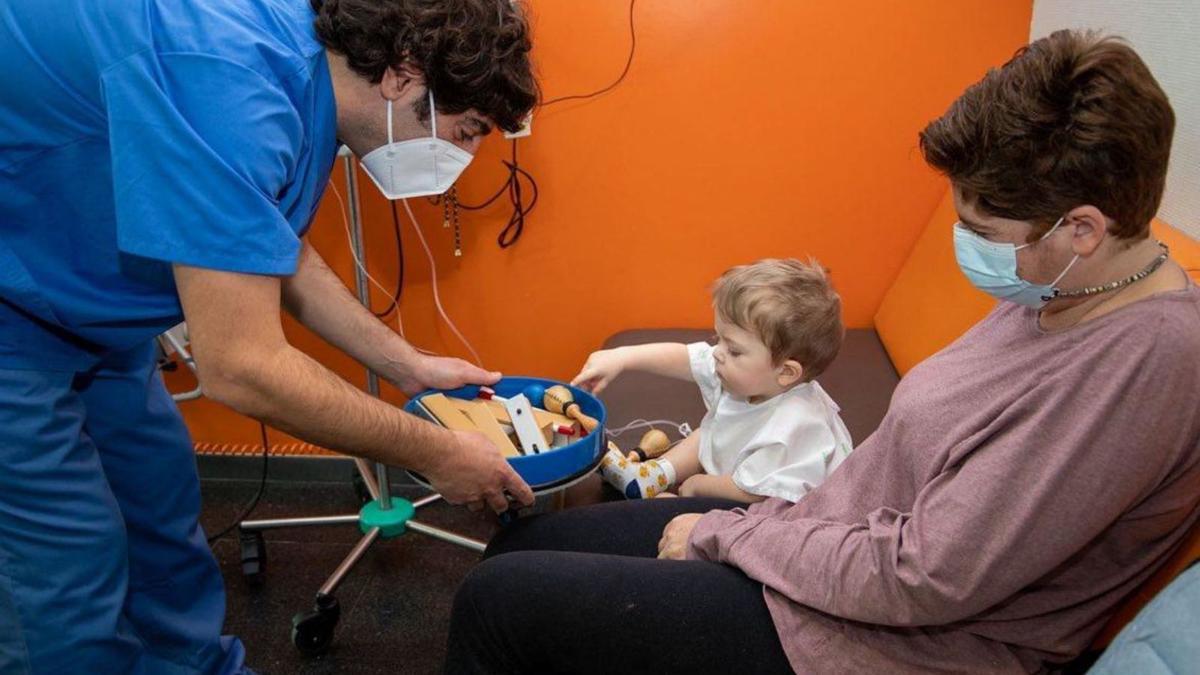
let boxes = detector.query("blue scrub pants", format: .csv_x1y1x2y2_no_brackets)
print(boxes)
0,341,246,674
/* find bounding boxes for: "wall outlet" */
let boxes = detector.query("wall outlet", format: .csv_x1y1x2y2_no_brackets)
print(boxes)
503,112,533,139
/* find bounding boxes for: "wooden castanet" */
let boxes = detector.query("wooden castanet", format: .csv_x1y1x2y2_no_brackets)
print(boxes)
543,385,599,434
625,429,670,462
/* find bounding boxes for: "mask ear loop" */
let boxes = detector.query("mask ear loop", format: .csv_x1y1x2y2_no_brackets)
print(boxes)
386,99,395,146
1040,217,1079,300
1051,255,1080,287
1016,216,1065,251
428,89,442,185
427,89,438,139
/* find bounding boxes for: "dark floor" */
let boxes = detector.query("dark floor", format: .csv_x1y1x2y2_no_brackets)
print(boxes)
201,477,503,675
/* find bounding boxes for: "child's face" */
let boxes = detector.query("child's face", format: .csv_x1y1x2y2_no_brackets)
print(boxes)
712,313,803,400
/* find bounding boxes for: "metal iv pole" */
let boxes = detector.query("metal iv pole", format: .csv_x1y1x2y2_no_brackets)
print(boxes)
235,147,485,657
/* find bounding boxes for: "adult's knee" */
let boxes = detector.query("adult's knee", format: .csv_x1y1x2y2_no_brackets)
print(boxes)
453,552,533,621
447,553,547,674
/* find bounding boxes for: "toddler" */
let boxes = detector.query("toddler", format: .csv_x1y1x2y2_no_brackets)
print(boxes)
573,258,853,503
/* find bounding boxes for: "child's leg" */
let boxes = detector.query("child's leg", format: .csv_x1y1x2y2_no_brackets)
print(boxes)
657,432,702,484
600,431,701,499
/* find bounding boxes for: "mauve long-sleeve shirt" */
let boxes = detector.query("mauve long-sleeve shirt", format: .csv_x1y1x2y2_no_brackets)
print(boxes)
688,284,1200,673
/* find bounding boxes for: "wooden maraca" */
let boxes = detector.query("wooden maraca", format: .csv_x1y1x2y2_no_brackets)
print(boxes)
625,429,670,462
543,385,600,434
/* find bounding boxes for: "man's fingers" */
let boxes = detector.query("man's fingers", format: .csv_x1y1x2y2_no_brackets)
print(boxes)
485,490,510,514
460,362,501,386
467,500,485,513
505,470,535,506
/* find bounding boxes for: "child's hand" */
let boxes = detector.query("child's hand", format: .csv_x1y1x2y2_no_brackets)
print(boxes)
570,348,625,394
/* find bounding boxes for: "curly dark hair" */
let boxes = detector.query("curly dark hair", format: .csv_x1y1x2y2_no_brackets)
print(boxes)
311,0,539,133
920,30,1174,242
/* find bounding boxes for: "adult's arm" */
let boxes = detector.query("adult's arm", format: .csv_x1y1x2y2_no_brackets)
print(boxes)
175,264,533,511
688,322,1197,626
280,242,499,395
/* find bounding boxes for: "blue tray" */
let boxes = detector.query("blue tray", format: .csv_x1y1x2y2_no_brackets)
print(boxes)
403,376,607,491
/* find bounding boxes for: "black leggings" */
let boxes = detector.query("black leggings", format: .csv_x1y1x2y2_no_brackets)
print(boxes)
444,498,794,674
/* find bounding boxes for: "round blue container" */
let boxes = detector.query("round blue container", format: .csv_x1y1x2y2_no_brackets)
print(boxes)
403,376,607,492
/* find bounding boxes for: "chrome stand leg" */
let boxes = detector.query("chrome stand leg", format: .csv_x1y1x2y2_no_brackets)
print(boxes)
240,515,360,531
319,527,381,597
407,520,486,553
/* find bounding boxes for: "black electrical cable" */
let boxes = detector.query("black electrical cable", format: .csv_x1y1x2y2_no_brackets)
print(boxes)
443,139,538,248
430,0,633,248
206,421,270,544
497,141,538,248
539,0,637,108
371,201,405,318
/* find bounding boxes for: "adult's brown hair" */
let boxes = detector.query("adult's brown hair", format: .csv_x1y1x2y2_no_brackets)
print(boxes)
312,0,539,133
920,30,1175,242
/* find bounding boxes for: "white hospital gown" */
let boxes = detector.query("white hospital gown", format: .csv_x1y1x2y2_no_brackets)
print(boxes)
688,341,853,502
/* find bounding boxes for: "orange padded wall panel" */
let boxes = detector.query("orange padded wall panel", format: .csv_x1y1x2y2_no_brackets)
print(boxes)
873,189,996,376
170,0,1034,448
875,188,1200,377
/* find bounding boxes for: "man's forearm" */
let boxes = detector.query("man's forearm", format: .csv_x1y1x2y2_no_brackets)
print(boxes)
210,339,447,472
281,242,416,380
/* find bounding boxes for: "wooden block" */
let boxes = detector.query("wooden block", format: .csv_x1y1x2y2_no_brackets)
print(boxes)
418,393,479,433
457,400,521,457
476,398,578,432
446,396,581,448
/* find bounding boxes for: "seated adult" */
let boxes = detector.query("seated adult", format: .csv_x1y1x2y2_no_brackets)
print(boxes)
442,30,1200,675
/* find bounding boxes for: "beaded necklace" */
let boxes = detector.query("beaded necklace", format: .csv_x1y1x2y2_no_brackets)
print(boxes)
1052,241,1170,299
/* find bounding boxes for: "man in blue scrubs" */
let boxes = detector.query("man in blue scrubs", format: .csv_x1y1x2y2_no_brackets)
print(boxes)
0,0,538,672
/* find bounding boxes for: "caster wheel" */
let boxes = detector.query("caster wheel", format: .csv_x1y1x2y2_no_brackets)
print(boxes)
351,470,372,505
238,530,266,586
292,594,340,657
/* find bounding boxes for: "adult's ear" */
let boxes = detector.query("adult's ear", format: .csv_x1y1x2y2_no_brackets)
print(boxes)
1065,204,1110,257
379,62,424,101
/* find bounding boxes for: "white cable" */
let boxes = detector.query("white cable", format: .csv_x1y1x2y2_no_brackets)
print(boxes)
328,179,409,340
401,198,484,367
158,333,204,402
328,175,480,366
606,418,693,438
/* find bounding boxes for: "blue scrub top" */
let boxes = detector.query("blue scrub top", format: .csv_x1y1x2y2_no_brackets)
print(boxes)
0,0,338,370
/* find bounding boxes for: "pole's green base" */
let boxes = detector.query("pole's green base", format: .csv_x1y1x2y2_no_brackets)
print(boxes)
359,498,415,539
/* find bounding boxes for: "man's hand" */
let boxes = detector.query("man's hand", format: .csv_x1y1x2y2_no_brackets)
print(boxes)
570,348,626,394
657,513,703,560
422,430,535,513
387,353,501,397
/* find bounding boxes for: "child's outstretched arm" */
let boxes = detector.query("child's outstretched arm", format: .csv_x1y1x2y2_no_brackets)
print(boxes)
678,474,768,504
571,343,691,394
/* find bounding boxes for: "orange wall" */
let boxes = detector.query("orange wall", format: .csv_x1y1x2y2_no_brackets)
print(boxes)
171,0,1033,447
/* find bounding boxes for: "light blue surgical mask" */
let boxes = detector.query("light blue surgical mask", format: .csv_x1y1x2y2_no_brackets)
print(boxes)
953,217,1079,309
